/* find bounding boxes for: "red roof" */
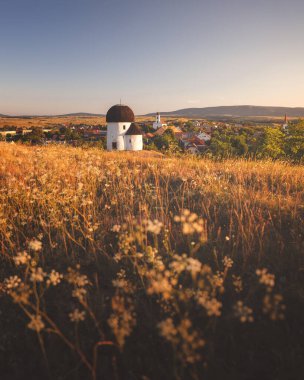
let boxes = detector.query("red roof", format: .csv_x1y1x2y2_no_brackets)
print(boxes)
184,137,206,145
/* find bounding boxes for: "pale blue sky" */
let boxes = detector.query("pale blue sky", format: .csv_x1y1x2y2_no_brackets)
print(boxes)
1,0,303,115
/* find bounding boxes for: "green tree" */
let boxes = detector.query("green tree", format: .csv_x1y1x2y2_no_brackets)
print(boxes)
5,133,12,141
231,134,249,156
154,129,181,153
257,128,285,159
22,128,44,144
210,131,234,157
64,127,81,141
284,121,304,161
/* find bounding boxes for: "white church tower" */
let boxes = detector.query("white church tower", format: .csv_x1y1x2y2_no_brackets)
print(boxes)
282,114,289,132
106,104,143,151
153,112,167,130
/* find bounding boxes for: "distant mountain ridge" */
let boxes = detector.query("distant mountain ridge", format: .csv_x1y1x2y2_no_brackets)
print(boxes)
60,112,104,117
1,106,304,118
145,106,304,118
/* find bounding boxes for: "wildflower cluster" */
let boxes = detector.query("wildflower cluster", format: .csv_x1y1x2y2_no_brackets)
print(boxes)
47,270,63,286
9,284,32,305
262,293,285,321
256,268,285,320
158,318,205,365
108,271,136,348
69,308,86,323
4,275,21,290
14,251,31,266
256,268,275,289
27,315,45,333
30,267,46,282
170,254,205,278
233,301,254,323
174,209,207,238
147,269,174,300
66,265,90,302
196,291,222,317
145,218,163,235
223,256,233,269
28,238,43,252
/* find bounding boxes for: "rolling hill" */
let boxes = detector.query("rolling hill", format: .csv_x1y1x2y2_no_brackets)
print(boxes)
2,106,304,120
145,105,304,118
59,112,104,117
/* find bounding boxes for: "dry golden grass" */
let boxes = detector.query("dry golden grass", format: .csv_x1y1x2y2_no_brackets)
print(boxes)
1,143,302,250
0,115,106,128
0,115,180,129
0,142,303,380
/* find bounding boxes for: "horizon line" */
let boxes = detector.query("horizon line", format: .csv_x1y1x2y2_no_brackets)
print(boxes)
2,104,304,117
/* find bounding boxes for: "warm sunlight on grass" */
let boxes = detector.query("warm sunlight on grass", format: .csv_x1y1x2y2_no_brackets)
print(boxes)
0,142,303,379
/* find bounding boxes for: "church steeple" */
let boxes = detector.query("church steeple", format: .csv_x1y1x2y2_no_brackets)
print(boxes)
156,112,161,124
153,112,166,130
282,113,288,131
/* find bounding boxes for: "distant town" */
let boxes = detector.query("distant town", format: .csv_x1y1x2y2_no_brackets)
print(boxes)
0,111,303,160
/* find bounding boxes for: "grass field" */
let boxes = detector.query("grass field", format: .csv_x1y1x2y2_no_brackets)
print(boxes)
0,143,303,380
0,115,180,129
0,115,107,128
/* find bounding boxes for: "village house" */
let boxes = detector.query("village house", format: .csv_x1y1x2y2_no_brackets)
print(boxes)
154,124,183,138
197,131,211,142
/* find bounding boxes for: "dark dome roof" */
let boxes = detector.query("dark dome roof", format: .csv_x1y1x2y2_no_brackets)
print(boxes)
106,104,135,123
126,123,143,135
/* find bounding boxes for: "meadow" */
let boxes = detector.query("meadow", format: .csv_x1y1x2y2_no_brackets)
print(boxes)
0,142,303,380
0,115,107,129
0,115,167,129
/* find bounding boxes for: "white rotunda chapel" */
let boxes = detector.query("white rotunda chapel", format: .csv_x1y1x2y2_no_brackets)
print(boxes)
106,104,143,151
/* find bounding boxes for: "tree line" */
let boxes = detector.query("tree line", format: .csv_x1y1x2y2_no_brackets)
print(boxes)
146,121,304,162
209,121,304,161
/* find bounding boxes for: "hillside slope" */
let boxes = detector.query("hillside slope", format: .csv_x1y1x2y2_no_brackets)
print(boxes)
146,105,304,118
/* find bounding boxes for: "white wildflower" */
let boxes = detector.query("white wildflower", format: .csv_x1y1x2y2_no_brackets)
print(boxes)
28,238,42,252
69,308,86,322
28,315,45,332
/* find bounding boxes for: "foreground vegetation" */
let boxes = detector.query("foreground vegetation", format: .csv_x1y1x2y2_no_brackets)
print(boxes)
0,143,303,380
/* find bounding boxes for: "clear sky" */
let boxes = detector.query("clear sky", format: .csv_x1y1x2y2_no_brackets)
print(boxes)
1,0,304,115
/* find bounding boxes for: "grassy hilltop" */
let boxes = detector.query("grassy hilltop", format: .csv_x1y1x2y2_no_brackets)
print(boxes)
0,143,303,380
